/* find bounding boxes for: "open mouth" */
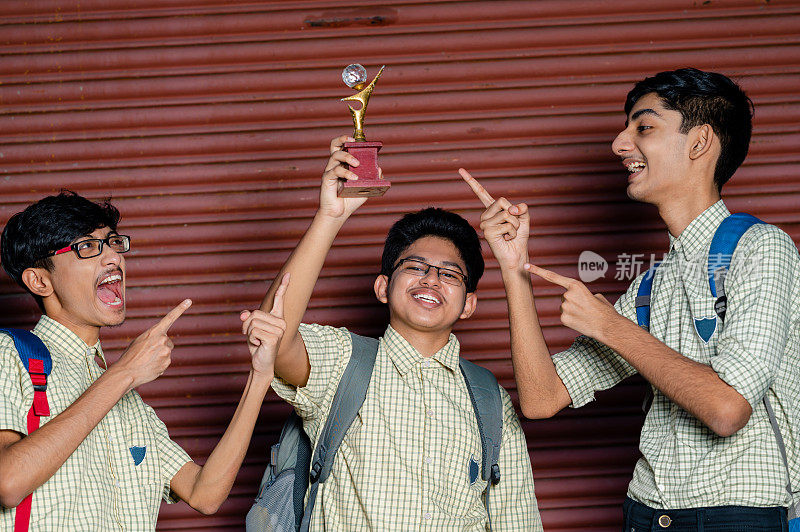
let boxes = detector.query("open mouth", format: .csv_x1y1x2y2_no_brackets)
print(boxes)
411,290,443,308
97,272,124,308
625,160,646,180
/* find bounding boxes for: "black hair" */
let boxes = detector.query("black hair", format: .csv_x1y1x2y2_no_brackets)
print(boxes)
381,207,484,293
624,68,754,191
1,190,121,306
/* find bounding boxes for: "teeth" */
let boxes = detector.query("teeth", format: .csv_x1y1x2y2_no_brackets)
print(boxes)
414,293,440,304
99,274,122,285
626,161,646,172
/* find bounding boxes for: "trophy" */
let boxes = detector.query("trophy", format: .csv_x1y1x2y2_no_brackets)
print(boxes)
339,64,390,197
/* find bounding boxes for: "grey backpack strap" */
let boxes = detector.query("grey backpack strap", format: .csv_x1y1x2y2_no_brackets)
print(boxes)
459,358,503,531
763,396,798,518
299,333,379,532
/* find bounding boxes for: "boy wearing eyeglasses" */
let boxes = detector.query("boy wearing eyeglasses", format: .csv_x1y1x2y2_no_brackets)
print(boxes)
0,191,289,530
241,136,541,531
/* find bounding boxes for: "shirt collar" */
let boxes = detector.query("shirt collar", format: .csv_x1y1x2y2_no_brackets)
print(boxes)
668,200,730,259
382,325,460,375
33,314,103,360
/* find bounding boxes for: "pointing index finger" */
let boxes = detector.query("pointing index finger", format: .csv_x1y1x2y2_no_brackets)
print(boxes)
270,272,290,319
154,299,192,334
525,264,573,289
458,168,494,208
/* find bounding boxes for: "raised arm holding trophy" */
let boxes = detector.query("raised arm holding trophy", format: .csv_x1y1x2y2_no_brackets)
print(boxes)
339,64,390,197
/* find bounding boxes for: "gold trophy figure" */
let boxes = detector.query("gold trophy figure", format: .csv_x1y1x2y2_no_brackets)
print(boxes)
339,64,390,197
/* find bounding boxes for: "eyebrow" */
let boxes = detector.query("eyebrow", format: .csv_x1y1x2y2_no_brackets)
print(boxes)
630,108,663,121
73,229,118,242
402,255,465,272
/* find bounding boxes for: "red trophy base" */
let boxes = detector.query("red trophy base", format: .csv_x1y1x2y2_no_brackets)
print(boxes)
340,141,390,197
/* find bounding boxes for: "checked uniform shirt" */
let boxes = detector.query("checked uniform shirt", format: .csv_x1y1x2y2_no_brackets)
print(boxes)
272,323,542,531
552,200,800,509
0,315,191,531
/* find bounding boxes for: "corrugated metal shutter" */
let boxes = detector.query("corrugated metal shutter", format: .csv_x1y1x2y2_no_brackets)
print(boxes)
1,1,798,529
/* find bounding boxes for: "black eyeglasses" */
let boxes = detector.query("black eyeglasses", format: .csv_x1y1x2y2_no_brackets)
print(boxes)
46,234,131,260
391,258,467,287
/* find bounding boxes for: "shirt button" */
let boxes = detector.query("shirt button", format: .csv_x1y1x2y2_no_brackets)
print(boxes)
424,456,432,464
426,409,434,418
424,512,432,520
423,359,431,367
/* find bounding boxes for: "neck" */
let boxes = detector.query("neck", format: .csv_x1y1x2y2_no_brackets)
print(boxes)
388,321,452,358
656,183,720,238
45,312,100,346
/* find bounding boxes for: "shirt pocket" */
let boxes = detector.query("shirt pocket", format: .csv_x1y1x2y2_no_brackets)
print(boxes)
434,436,488,519
683,282,720,362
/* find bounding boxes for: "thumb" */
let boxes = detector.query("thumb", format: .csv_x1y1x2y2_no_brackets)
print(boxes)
240,310,251,322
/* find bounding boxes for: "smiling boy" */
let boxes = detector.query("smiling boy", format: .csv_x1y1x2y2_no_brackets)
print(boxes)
462,68,799,530
242,136,541,530
0,191,288,530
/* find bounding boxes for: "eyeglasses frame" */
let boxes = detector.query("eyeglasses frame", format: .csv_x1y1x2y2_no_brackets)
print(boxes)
47,234,131,260
390,257,468,287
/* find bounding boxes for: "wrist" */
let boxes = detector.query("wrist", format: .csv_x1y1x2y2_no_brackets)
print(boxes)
313,210,349,228
103,364,137,394
595,311,627,346
249,369,273,391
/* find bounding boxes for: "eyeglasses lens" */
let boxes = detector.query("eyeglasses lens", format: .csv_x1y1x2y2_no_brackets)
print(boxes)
400,260,465,286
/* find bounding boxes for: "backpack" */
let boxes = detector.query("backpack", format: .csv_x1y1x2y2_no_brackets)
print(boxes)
0,328,52,532
635,212,799,528
246,332,504,532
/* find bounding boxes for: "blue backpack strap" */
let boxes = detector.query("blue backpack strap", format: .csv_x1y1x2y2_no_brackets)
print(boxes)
0,328,52,417
300,332,379,532
0,328,52,532
0,328,52,375
707,213,765,321
635,264,661,331
459,358,503,531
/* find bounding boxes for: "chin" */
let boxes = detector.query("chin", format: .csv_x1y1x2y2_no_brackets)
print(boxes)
98,305,126,327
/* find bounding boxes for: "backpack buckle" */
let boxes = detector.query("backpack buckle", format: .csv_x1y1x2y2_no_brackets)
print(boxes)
714,296,727,321
270,443,280,466
490,463,501,485
309,461,322,483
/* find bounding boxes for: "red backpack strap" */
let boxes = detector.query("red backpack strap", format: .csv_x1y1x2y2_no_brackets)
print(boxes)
0,328,51,532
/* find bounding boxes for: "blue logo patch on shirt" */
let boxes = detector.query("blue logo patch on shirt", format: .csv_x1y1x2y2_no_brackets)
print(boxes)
694,316,717,343
468,454,479,485
129,446,147,466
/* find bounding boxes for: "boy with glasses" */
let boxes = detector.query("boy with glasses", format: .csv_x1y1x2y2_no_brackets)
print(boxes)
0,191,289,530
241,135,541,530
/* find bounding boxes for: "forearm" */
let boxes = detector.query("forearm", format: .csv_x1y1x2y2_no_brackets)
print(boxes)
0,367,133,506
177,370,271,514
502,266,570,419
598,315,751,436
262,213,345,378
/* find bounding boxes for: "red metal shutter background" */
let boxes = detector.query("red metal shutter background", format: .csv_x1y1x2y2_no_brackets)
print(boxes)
1,1,798,530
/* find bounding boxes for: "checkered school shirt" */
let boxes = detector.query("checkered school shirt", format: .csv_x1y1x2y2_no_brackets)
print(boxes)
272,323,541,531
0,315,191,531
552,200,800,509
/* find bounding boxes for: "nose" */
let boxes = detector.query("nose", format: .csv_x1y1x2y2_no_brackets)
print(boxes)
612,127,633,156
100,243,122,267
419,266,441,287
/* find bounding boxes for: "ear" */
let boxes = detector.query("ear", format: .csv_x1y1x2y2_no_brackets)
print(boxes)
459,292,477,320
689,124,714,161
373,275,389,304
21,267,54,298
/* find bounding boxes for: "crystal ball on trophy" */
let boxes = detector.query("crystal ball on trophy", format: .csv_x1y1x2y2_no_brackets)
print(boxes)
342,64,368,90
